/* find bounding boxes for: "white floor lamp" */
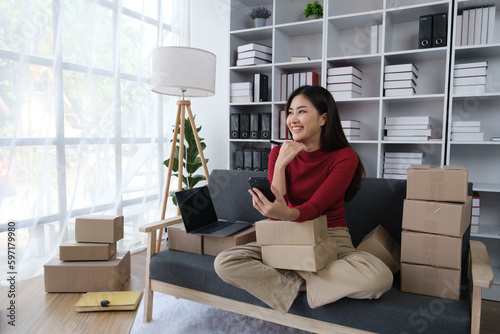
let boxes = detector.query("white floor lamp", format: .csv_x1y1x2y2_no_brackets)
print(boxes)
151,46,216,252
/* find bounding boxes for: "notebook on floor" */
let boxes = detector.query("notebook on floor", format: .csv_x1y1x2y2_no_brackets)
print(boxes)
175,186,252,237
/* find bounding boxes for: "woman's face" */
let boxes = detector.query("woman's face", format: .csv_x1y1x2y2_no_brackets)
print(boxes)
287,94,326,146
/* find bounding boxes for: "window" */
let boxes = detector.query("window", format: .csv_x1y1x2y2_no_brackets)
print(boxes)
0,0,179,284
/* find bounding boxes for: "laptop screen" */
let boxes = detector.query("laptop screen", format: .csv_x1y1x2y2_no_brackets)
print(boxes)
175,186,218,233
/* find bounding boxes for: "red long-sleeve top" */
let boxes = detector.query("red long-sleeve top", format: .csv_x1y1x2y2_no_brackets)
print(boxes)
268,145,358,228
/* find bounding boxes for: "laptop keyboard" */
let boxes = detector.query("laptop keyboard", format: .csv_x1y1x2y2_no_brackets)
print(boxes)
195,221,232,234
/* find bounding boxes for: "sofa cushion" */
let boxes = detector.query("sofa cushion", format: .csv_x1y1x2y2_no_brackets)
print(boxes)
150,249,471,333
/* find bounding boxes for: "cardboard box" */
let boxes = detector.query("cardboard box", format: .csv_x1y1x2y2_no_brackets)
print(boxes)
261,238,337,272
402,197,472,237
255,216,327,245
401,231,463,269
400,262,461,300
59,240,116,261
167,223,203,255
75,215,124,243
356,225,401,274
406,165,468,203
44,251,130,292
204,226,256,257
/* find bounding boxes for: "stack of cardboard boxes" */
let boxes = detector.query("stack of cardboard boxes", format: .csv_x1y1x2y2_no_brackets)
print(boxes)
401,165,472,300
255,216,336,272
44,215,130,292
166,222,256,257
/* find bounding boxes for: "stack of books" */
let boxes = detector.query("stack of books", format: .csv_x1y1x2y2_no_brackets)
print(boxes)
280,71,319,101
382,152,424,180
383,116,432,141
450,120,483,141
341,120,360,140
456,6,496,46
384,63,418,97
453,61,487,95
471,192,481,234
327,66,362,99
236,43,272,66
230,82,253,103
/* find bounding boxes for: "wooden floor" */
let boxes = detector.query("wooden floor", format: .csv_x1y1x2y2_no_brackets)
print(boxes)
131,248,500,334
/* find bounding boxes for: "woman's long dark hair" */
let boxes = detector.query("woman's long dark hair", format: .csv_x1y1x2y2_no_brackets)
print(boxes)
284,85,365,201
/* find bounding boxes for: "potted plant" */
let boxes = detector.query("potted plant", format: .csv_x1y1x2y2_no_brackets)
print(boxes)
247,6,272,28
304,1,323,20
164,116,209,205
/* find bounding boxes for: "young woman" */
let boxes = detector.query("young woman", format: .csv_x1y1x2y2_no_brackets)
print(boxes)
214,85,393,314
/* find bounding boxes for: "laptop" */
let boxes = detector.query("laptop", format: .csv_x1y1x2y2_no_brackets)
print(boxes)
175,186,253,237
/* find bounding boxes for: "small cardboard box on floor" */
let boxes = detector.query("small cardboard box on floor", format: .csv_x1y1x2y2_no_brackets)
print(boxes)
59,240,116,261
44,251,131,292
356,225,401,274
75,215,124,243
256,216,336,272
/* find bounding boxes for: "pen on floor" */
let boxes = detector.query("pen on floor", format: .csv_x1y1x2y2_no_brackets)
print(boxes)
269,140,282,146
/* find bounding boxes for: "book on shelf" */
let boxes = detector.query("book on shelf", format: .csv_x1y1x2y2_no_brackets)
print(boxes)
454,61,488,69
453,76,486,86
290,56,310,62
450,132,484,141
453,84,486,95
473,191,481,207
383,80,417,89
384,87,416,97
280,71,319,100
230,88,253,97
451,126,481,133
385,116,431,125
454,67,487,77
236,57,271,66
491,137,500,141
327,74,362,86
341,120,360,128
327,66,362,78
457,6,496,46
383,168,409,174
452,120,481,127
384,63,418,74
384,152,424,159
238,50,272,62
230,82,252,90
343,128,360,136
370,24,383,54
253,73,269,102
383,173,407,180
385,71,418,81
327,83,362,94
385,129,432,137
384,158,423,164
231,96,253,103
331,90,361,100
237,42,272,54
384,124,430,130
383,136,429,141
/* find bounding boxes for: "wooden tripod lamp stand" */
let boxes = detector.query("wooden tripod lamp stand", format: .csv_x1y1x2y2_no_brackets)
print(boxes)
151,46,216,252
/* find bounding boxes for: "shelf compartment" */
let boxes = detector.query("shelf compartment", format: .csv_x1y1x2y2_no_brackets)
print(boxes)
452,52,500,95
230,1,273,32
230,34,273,67
274,24,323,63
326,12,383,58
450,97,500,140
448,144,500,185
275,0,324,25
382,143,444,166
327,59,382,98
336,100,380,141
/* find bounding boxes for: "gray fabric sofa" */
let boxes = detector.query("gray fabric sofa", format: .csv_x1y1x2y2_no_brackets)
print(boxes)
139,169,493,333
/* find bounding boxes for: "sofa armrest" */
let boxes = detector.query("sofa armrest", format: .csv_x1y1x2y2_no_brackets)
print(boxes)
139,215,183,233
470,240,494,288
469,240,494,334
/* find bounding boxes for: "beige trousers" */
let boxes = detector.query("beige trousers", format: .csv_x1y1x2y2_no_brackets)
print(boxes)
214,227,393,314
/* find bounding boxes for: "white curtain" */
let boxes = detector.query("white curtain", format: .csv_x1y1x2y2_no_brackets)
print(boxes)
0,0,187,285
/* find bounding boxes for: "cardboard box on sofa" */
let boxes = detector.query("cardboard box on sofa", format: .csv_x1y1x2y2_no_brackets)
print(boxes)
44,251,130,292
261,238,337,272
406,165,468,203
401,231,463,269
59,240,116,261
75,215,124,243
167,223,203,255
402,197,472,237
204,226,256,256
400,262,461,300
255,216,327,245
356,225,401,274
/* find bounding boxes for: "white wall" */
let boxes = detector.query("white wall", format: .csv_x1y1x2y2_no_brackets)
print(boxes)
190,0,231,172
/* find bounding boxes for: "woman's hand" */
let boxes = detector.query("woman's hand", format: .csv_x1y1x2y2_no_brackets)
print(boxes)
249,184,300,221
275,141,303,170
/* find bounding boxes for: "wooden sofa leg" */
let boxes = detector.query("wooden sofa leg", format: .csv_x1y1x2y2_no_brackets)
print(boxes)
143,230,156,322
470,286,481,334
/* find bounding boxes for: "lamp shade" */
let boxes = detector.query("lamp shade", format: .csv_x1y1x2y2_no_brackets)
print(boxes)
151,46,216,98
